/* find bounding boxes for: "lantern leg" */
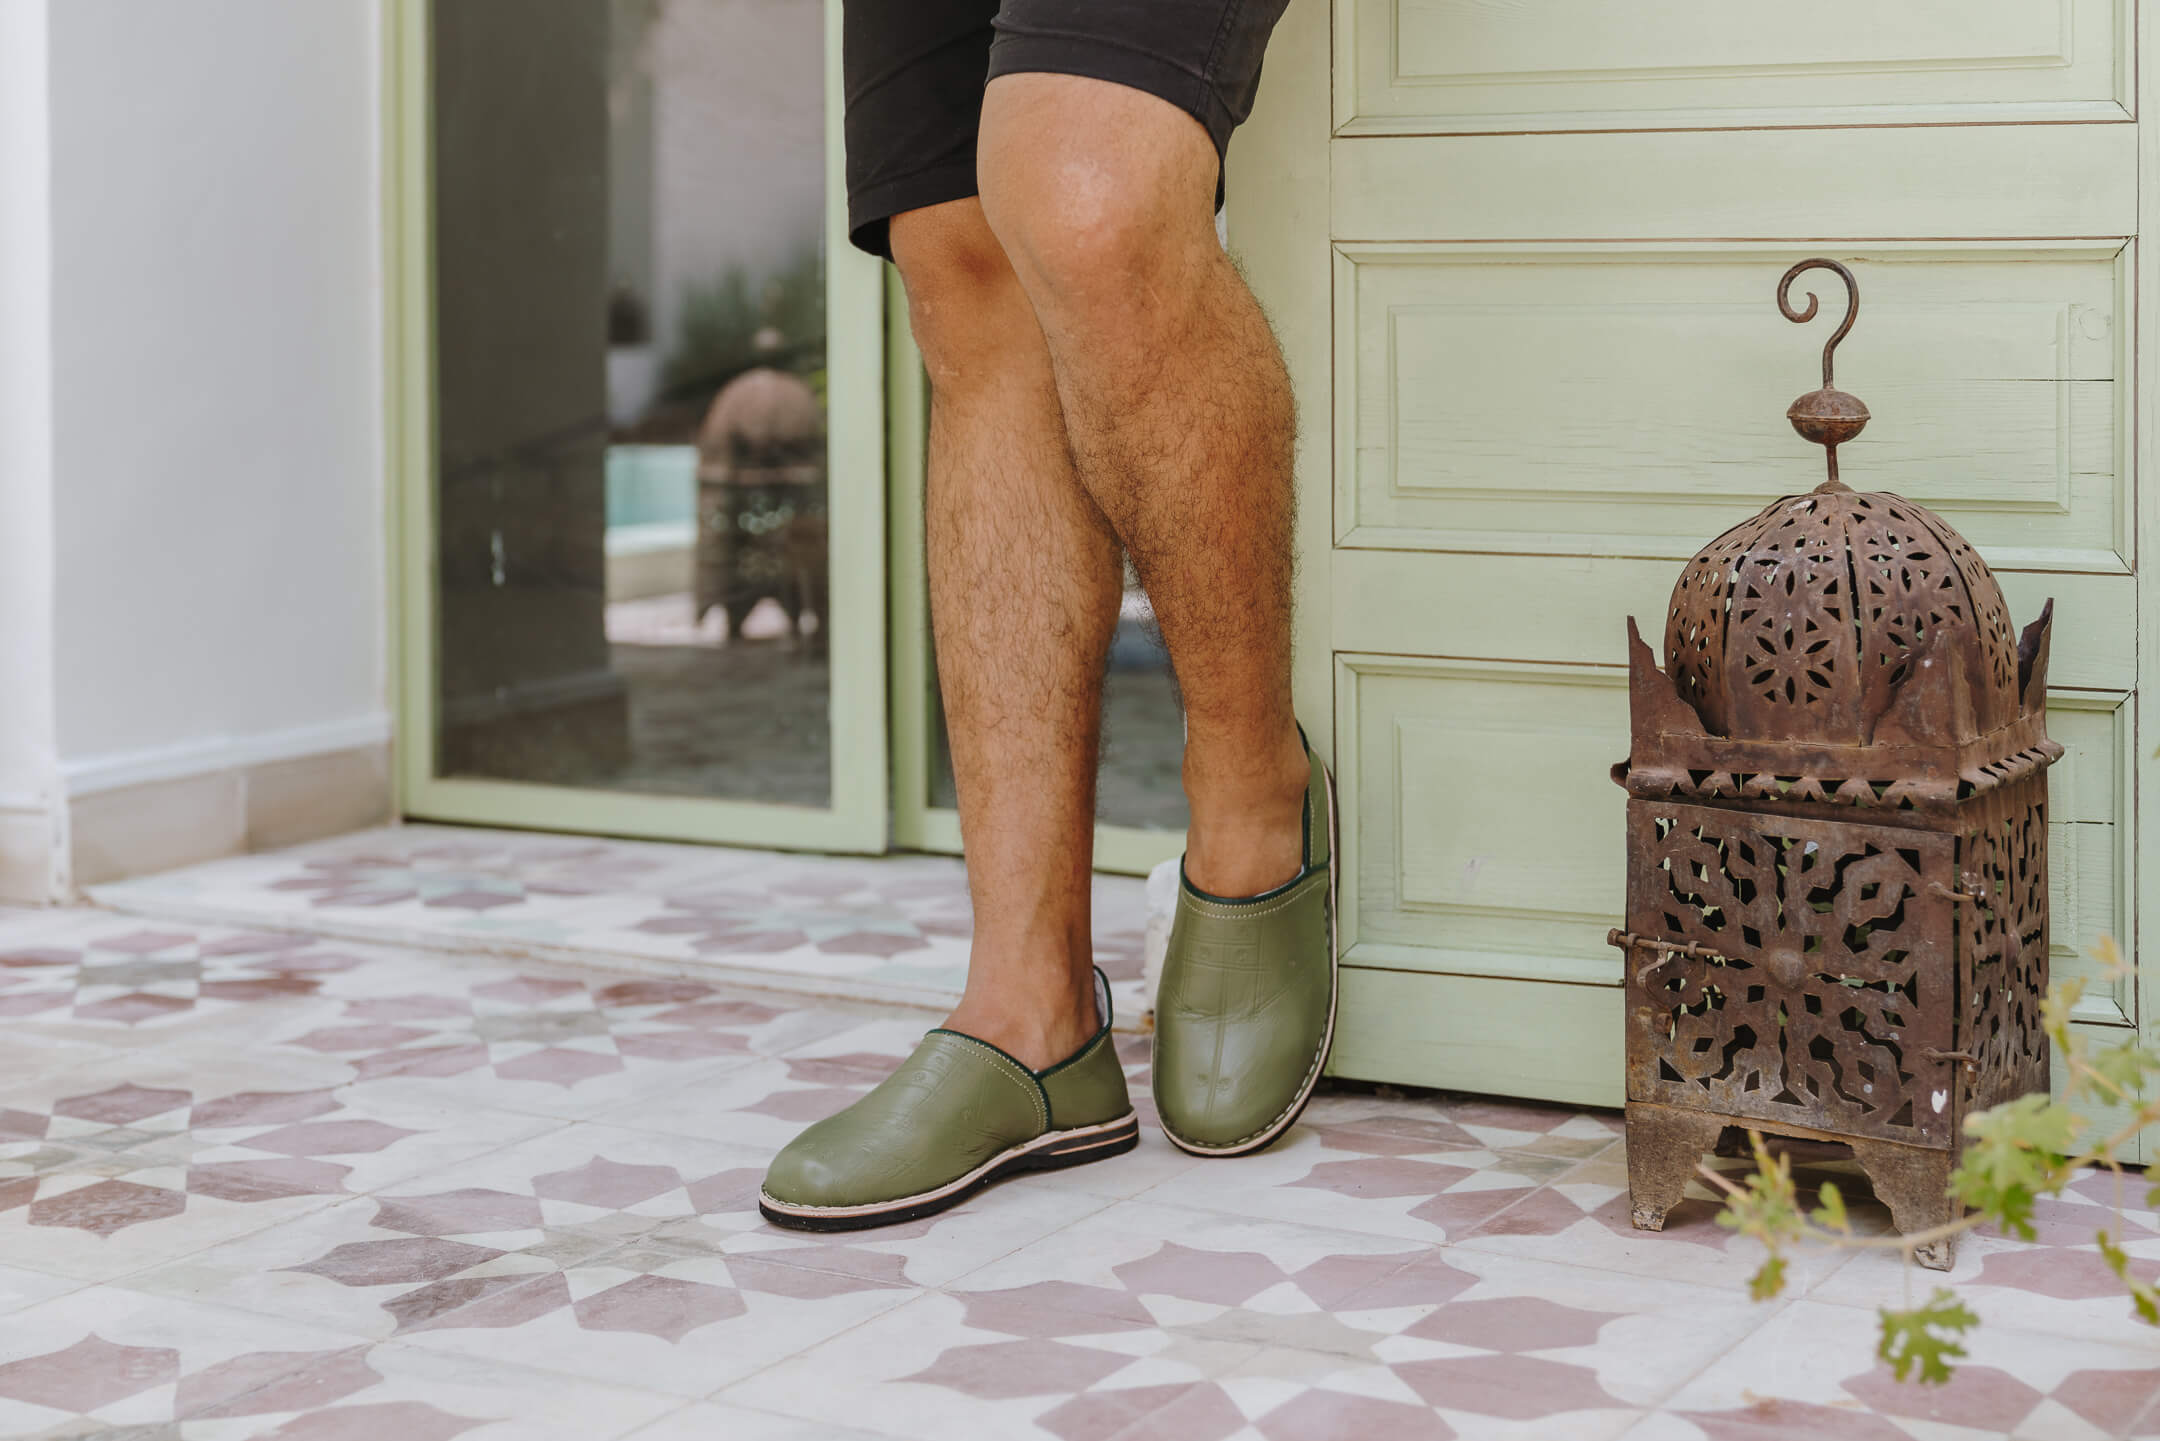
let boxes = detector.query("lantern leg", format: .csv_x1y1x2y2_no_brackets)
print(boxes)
1848,1139,1959,1272
1624,1103,1727,1232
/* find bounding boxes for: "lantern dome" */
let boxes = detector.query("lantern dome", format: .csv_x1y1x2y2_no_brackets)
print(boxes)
1614,259,2060,816
697,367,822,477
1663,480,2024,748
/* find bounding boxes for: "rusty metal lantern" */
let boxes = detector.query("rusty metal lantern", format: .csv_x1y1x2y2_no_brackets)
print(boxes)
694,360,829,647
1608,260,2062,1269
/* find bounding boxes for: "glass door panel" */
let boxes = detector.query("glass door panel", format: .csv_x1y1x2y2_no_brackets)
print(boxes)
395,0,885,850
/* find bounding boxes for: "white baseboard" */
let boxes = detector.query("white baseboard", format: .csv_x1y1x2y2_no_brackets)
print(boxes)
0,718,397,900
59,713,393,798
0,800,61,905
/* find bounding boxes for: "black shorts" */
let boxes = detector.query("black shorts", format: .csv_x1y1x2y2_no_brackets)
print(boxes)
841,0,1292,259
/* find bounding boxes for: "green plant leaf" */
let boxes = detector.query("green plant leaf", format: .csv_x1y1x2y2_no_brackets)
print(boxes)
1711,1134,1813,1307
1813,1179,1849,1233
2098,1230,2160,1327
1713,1137,1804,1246
2041,974,2088,1043
1877,1290,1978,1385
2084,1040,2158,1100
1748,1254,1787,1303
1952,1094,2079,1240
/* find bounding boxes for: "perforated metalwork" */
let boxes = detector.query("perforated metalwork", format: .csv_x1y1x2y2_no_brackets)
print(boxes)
1957,790,2052,1118
1624,806,1957,1147
1665,486,2021,744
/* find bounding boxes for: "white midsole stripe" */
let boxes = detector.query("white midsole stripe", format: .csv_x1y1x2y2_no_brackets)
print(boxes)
758,1111,1138,1218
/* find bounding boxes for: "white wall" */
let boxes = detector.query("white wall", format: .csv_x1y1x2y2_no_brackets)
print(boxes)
44,0,388,788
647,0,825,363
0,0,56,816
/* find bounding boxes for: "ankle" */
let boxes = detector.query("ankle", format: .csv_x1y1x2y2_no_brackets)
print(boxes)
1181,726,1309,898
943,967,1099,1072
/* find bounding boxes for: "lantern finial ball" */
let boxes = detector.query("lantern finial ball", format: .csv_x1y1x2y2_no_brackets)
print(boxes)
1787,385,1869,448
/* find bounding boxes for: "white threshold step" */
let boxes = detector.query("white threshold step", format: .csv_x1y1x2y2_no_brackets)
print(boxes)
89,823,1154,1034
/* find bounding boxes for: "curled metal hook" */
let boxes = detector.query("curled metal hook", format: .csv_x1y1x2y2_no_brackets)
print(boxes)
1779,259,1867,488
1779,258,1859,392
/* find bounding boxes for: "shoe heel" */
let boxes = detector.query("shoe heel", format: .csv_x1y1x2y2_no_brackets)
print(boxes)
1018,1115,1139,1173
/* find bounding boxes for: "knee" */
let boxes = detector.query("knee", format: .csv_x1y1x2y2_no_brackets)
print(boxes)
980,164,1172,318
891,203,1034,391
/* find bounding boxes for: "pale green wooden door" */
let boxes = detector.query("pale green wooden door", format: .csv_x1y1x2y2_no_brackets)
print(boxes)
1232,0,2153,1142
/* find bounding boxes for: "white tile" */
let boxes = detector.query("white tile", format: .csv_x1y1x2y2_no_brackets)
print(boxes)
0,1165,349,1286
294,1344,681,1439
119,1197,471,1338
722,1290,1234,1441
1811,1228,2160,1350
0,1263,82,1316
393,1266,917,1398
626,1402,899,1440
1,849,2138,1439
1130,1123,1561,1244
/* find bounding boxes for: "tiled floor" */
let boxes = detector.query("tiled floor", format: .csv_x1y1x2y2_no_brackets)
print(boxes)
0,838,2150,1437
90,824,1153,1025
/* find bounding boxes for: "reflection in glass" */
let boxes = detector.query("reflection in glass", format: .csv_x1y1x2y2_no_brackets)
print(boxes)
930,561,1190,834
1097,581,1189,832
432,0,832,806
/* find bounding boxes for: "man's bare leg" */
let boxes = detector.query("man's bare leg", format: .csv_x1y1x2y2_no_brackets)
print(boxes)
977,74,1306,900
893,200,1123,1069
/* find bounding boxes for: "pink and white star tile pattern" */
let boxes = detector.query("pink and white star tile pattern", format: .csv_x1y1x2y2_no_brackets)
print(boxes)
87,824,1153,1026
0,840,2151,1436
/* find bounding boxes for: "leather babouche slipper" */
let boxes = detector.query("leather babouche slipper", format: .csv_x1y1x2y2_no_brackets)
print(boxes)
758,968,1136,1231
1152,729,1338,1157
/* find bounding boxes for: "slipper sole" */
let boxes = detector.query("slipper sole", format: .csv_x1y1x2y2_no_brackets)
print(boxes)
757,1111,1141,1232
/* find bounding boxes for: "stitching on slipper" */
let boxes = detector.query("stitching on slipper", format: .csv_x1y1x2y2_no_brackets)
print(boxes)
1175,869,1325,922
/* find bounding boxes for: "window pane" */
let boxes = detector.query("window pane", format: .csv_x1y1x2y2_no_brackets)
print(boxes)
431,0,832,806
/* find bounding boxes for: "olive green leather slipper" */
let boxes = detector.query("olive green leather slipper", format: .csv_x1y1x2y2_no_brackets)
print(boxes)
1152,734,1338,1157
758,968,1136,1231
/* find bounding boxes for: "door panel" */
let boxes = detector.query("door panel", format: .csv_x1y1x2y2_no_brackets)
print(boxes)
2047,694,2137,1028
1328,967,1624,1110
1337,655,1628,984
1336,650,2128,1021
1336,244,2130,572
1340,0,2131,134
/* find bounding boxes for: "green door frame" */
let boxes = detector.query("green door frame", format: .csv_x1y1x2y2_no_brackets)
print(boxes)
383,0,891,853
